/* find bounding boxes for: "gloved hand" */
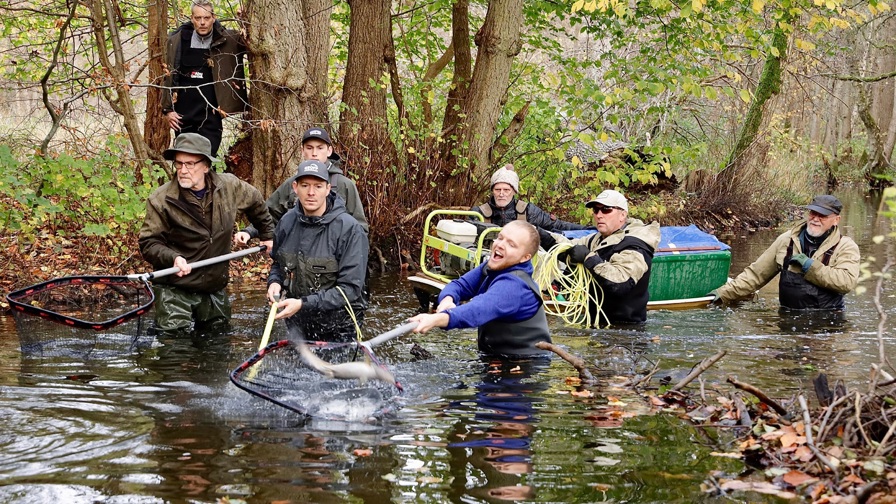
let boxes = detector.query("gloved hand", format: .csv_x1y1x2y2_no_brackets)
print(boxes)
789,253,813,271
537,227,557,250
708,289,722,305
566,245,591,264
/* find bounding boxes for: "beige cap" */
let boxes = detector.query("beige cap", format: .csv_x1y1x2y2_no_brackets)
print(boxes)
585,189,628,212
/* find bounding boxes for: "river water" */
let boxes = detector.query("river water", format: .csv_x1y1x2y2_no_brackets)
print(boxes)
0,190,892,503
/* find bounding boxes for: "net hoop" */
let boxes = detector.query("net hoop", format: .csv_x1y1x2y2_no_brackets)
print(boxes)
6,275,155,331
230,339,404,418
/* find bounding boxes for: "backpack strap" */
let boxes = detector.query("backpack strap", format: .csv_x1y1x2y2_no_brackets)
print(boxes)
515,200,528,221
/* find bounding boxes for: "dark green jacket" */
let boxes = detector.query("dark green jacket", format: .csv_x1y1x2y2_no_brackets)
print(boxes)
243,153,368,236
139,171,274,293
161,21,248,114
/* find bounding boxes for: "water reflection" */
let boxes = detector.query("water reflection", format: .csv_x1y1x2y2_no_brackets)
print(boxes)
444,358,547,502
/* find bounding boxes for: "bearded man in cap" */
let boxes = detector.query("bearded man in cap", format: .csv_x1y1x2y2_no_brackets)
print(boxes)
710,195,860,310
139,133,275,333
541,189,661,327
472,165,588,232
266,160,369,342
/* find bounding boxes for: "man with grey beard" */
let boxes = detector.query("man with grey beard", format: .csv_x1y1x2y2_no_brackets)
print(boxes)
710,195,860,310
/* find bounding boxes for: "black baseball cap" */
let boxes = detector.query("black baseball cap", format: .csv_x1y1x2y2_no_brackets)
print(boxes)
301,128,332,145
295,160,329,182
805,195,843,216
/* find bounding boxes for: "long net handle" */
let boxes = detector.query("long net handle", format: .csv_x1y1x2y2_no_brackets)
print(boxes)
128,245,266,281
362,321,418,349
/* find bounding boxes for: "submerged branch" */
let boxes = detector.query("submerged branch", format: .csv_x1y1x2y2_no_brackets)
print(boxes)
670,350,726,392
727,375,790,418
535,341,596,384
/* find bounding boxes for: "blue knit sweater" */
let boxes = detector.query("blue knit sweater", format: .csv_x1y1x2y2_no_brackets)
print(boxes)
438,261,542,330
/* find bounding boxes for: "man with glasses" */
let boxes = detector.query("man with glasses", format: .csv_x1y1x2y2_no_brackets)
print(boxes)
542,189,661,327
138,133,275,333
710,195,860,310
472,165,588,232
161,0,248,156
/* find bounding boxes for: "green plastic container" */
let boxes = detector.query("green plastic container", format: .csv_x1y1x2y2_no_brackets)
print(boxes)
648,250,731,301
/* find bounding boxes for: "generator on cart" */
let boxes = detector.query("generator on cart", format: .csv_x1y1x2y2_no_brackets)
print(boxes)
407,210,500,311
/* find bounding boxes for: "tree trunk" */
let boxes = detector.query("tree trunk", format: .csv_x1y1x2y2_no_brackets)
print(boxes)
339,0,397,166
717,21,789,198
438,0,472,164
144,0,170,159
245,0,322,196
461,0,523,180
303,0,331,125
88,0,152,163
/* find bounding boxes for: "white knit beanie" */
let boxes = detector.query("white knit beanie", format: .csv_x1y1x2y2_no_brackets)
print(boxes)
490,164,519,193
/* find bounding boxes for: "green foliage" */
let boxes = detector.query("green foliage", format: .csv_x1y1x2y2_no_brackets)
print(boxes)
0,138,165,240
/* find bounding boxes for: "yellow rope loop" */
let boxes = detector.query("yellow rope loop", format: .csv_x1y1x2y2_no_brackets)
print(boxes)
533,242,607,327
335,286,364,343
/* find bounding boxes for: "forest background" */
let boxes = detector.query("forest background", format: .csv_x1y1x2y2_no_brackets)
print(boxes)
1,0,896,293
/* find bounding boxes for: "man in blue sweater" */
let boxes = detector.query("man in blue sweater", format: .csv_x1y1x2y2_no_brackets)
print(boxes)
410,220,551,357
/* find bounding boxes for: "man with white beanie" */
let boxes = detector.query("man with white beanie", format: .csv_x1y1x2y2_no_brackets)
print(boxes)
471,164,589,232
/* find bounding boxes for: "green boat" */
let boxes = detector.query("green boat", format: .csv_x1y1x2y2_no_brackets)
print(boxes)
408,211,730,312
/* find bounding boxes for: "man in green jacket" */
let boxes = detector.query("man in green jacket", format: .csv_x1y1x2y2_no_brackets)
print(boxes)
711,195,860,310
138,133,275,333
233,127,368,244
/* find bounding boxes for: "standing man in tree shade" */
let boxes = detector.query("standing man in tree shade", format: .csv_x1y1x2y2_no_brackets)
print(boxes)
162,0,248,157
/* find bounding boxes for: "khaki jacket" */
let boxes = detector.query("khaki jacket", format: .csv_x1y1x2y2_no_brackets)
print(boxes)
139,172,274,293
716,222,860,303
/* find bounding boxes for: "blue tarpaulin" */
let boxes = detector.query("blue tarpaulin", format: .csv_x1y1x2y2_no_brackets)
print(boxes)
562,225,729,254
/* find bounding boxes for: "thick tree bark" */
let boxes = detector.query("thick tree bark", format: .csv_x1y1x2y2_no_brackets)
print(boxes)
303,0,331,125
245,0,321,196
339,0,397,167
144,0,170,159
438,0,472,164
461,0,523,181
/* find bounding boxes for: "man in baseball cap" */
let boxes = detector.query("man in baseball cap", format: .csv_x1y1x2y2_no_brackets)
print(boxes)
266,160,369,342
234,126,368,246
711,194,859,310
542,188,660,327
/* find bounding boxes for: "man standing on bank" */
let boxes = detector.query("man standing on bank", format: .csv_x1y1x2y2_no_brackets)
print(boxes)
139,133,274,333
162,0,248,157
710,195,860,310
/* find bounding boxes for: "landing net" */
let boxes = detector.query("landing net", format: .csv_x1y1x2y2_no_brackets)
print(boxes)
7,275,154,357
230,339,404,421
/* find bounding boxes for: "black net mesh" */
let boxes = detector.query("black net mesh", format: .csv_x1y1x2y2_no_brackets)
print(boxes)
7,276,155,357
230,340,403,421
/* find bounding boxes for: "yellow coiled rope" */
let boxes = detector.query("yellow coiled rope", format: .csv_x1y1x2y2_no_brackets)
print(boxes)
533,243,607,327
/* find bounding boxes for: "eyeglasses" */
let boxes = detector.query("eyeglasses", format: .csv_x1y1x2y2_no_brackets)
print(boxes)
493,188,515,194
173,160,205,170
807,210,834,219
592,206,619,214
